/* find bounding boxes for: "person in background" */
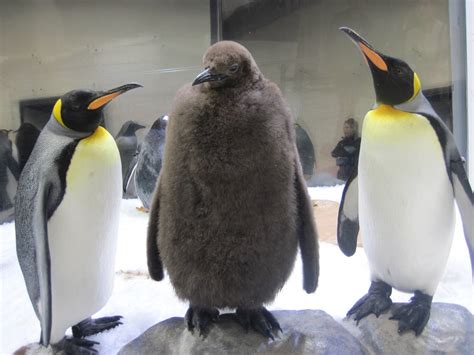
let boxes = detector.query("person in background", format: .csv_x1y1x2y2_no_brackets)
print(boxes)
331,118,361,181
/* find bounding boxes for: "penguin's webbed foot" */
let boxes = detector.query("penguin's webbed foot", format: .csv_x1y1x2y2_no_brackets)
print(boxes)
72,316,123,338
185,306,219,337
347,281,392,324
235,307,282,340
390,291,432,336
55,336,99,355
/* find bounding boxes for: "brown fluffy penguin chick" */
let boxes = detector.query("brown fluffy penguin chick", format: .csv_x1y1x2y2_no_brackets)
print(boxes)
147,41,319,339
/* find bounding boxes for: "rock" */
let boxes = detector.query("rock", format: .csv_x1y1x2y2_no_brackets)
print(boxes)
121,305,472,354
120,310,367,354
342,303,473,354
14,343,54,355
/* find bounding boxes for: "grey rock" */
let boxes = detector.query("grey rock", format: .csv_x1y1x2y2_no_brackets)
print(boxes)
342,303,473,355
120,310,367,355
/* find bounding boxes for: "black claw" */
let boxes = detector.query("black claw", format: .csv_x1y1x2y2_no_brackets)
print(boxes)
57,336,99,355
389,291,432,336
72,316,124,338
185,305,219,337
348,281,392,324
94,315,123,324
235,307,280,340
197,317,210,337
73,338,100,346
236,308,251,332
265,329,275,341
398,323,407,334
185,307,194,331
261,308,282,333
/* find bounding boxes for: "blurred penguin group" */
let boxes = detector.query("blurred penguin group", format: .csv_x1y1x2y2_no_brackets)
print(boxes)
1,105,314,221
0,116,168,219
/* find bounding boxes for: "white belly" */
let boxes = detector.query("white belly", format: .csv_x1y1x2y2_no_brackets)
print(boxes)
359,106,455,296
47,128,121,343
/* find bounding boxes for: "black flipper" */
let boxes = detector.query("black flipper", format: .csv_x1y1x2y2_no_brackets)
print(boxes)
396,92,474,280
337,165,359,256
147,176,164,281
294,153,319,293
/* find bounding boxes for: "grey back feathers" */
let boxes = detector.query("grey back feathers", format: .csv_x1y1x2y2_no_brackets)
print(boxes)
133,116,167,209
15,117,82,345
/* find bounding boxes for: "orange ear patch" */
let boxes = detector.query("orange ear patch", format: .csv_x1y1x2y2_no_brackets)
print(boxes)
359,43,388,72
87,91,122,110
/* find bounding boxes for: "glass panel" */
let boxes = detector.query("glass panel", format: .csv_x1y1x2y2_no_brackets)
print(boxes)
0,0,210,133
0,0,210,218
218,0,456,185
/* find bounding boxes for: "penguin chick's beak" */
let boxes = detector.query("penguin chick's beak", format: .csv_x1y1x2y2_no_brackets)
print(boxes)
192,68,229,86
87,83,143,110
340,27,388,72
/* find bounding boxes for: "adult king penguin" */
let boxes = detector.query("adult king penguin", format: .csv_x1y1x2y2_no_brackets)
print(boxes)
338,27,473,336
15,83,141,353
147,41,319,339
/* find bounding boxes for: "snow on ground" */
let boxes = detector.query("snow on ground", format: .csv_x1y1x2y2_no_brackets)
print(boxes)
1,185,472,354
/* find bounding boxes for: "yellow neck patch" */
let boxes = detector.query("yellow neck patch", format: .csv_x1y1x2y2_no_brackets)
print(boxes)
66,126,120,186
410,72,421,101
53,99,66,128
363,104,436,145
82,126,110,144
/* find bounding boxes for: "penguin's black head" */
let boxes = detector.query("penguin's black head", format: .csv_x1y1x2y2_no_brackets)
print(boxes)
192,41,261,89
53,83,142,133
340,27,421,106
150,115,168,131
119,121,146,136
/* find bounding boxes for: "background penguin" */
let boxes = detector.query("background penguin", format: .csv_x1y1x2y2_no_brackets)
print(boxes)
337,27,473,336
0,129,19,224
295,123,316,180
15,83,141,353
125,115,168,211
15,122,41,173
147,41,319,339
114,120,145,198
